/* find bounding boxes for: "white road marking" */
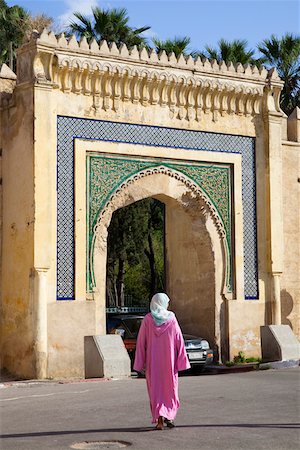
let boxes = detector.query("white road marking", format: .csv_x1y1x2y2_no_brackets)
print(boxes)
0,389,91,402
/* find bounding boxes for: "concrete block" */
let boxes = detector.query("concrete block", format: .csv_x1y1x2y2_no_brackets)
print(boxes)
84,335,131,379
260,325,300,362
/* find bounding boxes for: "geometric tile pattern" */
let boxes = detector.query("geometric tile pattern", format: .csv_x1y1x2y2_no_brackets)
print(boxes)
57,116,258,300
88,155,231,293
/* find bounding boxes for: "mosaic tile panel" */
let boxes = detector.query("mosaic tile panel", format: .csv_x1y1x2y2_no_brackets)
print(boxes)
88,155,231,292
57,116,258,300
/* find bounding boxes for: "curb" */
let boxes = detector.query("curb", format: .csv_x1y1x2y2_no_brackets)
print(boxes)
2,363,298,388
206,360,299,374
259,359,299,370
205,363,258,374
0,377,112,388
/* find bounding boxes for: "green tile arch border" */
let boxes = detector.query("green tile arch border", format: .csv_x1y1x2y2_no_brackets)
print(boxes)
87,153,233,294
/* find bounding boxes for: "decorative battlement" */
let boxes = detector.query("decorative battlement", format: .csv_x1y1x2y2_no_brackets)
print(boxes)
15,29,284,120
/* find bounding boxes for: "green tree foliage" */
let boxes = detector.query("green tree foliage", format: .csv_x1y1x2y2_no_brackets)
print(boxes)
199,38,264,67
68,6,150,48
152,36,192,57
106,198,164,308
258,33,300,115
0,0,29,68
0,1,53,69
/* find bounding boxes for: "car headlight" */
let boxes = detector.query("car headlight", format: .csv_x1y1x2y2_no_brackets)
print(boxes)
201,340,210,349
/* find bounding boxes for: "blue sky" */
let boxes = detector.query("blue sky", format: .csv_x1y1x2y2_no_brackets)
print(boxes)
6,0,300,54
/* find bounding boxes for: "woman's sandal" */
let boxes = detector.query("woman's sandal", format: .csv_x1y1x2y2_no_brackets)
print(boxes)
164,418,175,428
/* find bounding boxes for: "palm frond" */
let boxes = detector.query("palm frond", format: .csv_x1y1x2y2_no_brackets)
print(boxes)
258,33,300,115
152,36,191,57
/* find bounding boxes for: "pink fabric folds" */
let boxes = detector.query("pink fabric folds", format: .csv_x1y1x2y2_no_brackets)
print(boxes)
133,313,190,423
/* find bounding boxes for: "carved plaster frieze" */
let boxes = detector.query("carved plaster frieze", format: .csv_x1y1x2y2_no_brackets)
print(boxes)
16,29,284,118
51,57,265,120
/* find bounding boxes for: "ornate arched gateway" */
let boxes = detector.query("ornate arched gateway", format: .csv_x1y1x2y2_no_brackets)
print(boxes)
90,163,231,355
1,30,299,378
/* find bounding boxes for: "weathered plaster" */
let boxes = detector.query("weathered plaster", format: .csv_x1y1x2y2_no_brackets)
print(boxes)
1,84,35,377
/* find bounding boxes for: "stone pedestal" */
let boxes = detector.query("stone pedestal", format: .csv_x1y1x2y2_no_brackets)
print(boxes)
84,335,131,379
261,325,300,362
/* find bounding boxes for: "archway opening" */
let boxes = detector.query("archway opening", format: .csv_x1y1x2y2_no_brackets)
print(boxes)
106,197,165,310
104,194,217,349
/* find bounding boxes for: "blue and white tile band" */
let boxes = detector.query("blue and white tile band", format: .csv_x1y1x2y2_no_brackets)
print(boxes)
57,116,258,300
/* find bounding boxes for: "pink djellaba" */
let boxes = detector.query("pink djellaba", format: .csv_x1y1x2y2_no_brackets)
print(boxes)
133,313,190,424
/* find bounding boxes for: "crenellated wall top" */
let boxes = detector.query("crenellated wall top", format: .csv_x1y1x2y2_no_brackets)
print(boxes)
15,29,284,119
32,30,281,82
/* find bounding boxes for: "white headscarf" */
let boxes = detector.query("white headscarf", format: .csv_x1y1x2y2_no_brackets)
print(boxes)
150,293,174,326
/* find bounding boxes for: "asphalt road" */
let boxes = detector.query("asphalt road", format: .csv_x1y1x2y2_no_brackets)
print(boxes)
1,368,299,450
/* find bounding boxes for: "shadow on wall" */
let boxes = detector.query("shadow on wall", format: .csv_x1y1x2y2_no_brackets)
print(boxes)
165,194,216,348
220,298,229,363
280,289,294,329
264,285,273,329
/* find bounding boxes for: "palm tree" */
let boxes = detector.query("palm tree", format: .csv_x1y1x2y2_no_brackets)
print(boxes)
68,6,150,48
199,38,264,67
152,36,192,58
258,33,300,115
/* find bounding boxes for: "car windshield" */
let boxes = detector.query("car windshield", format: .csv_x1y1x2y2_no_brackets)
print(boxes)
122,317,144,338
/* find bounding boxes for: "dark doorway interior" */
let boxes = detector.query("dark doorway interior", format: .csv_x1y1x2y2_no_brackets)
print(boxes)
106,198,165,309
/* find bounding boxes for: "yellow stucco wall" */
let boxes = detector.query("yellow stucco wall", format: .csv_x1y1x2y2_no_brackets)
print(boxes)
281,141,300,336
1,85,35,377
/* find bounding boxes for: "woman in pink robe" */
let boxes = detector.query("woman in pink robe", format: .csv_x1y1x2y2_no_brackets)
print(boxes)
133,293,190,430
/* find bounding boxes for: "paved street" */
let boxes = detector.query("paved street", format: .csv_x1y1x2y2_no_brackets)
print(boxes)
1,368,299,450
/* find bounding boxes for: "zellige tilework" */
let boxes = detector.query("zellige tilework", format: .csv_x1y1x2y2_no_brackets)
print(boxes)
57,116,258,300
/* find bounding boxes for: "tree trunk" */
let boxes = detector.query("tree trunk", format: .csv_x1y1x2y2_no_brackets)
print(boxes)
116,257,125,307
106,262,118,307
9,41,13,71
145,233,156,297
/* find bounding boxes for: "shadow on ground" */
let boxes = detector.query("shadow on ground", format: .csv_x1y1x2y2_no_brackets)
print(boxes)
1,422,299,439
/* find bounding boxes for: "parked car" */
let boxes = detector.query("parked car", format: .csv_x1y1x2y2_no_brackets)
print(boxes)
106,314,144,363
106,314,214,371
